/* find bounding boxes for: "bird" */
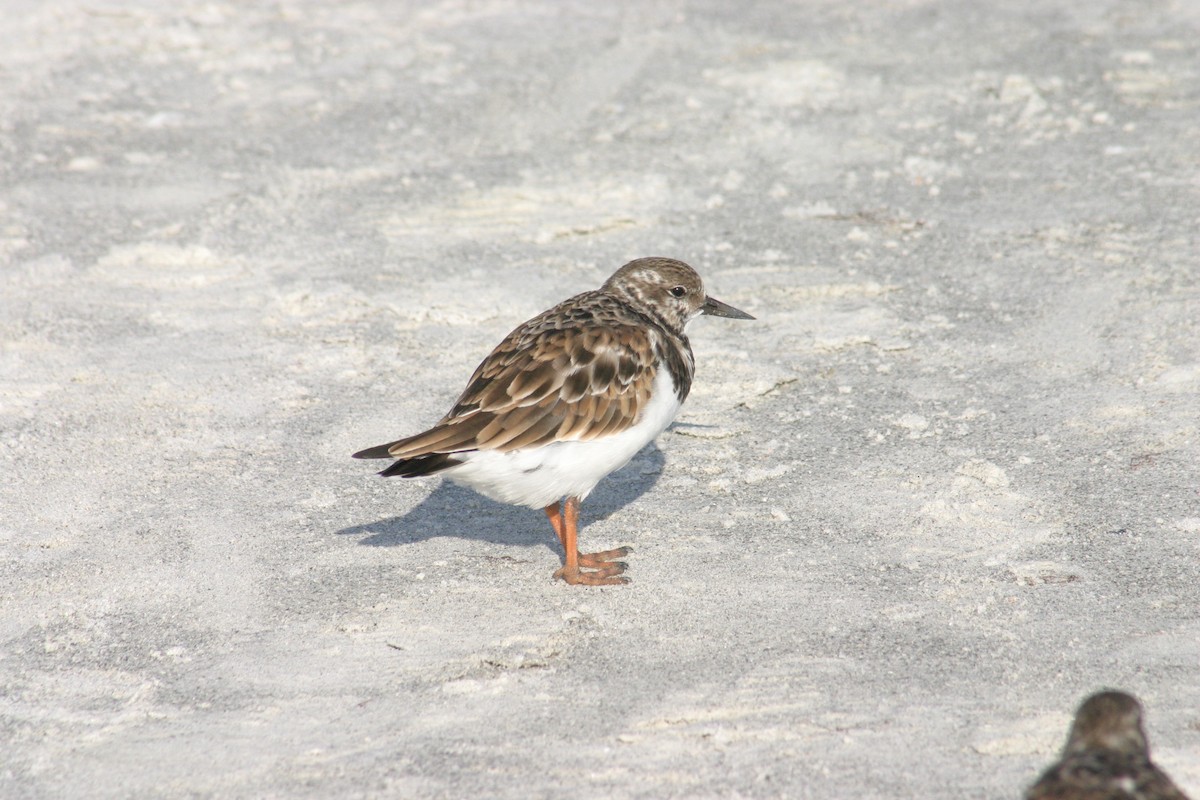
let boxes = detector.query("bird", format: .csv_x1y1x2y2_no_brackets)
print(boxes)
353,256,754,586
1026,690,1191,800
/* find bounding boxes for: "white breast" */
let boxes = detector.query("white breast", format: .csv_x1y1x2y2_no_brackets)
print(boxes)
443,368,682,509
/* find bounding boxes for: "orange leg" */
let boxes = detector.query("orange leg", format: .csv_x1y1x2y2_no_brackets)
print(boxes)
542,497,630,586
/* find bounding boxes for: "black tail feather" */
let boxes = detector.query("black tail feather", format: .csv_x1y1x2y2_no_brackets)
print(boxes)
378,453,462,478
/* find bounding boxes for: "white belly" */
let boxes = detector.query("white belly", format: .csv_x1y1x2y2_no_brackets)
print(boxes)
442,369,682,509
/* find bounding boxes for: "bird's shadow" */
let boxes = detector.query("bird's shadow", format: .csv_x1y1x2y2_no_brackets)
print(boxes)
336,444,666,555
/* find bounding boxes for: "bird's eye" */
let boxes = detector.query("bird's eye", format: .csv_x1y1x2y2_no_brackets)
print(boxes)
670,285,687,298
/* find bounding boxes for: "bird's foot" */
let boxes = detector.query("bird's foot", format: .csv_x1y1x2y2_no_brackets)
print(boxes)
555,546,632,586
554,564,630,586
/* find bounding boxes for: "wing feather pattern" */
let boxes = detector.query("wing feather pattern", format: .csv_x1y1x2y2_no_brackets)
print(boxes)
351,293,662,470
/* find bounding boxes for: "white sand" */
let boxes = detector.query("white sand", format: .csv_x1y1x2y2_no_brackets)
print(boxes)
2,2,1198,797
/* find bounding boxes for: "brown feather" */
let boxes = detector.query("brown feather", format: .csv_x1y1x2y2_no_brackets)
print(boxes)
386,412,492,458
589,354,617,392
497,411,568,451
359,282,697,461
507,359,560,402
562,369,591,403
476,402,543,444
447,312,663,451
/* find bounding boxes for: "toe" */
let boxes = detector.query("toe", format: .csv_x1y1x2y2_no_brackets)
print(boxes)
578,556,629,573
554,566,631,586
578,547,632,569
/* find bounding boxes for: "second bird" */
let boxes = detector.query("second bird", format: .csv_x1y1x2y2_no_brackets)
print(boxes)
1026,691,1191,800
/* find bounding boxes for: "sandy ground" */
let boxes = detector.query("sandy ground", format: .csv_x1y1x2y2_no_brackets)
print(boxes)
3,1,1199,797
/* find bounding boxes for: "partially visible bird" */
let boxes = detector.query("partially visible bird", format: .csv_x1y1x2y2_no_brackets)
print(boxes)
1026,690,1191,800
353,257,753,585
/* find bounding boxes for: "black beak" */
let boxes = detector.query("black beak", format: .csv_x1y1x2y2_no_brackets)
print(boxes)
701,295,755,320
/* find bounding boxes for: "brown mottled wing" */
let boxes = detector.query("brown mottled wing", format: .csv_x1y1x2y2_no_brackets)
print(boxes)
364,302,658,459
1026,752,1192,800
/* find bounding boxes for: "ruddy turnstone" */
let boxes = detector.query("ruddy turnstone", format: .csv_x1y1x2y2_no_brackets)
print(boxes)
1026,691,1191,800
353,257,753,586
